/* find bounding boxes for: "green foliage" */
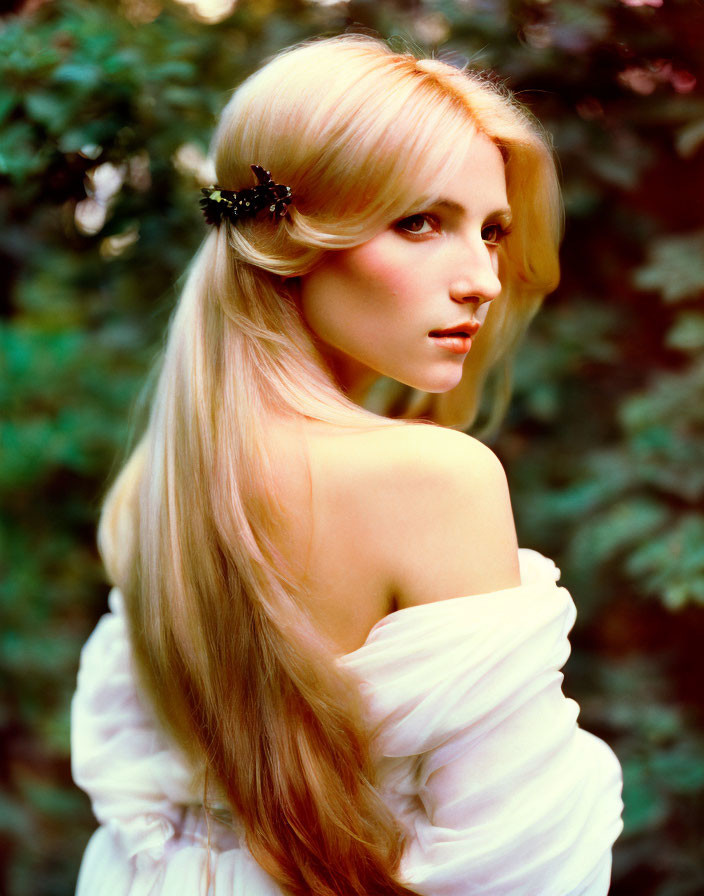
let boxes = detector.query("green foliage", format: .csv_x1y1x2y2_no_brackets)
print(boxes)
1,1,703,895
634,231,704,304
574,656,704,894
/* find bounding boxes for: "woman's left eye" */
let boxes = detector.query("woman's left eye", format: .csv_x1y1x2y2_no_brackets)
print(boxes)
482,223,512,245
395,214,439,236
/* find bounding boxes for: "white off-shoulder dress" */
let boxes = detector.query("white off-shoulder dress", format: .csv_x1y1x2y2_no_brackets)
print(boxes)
72,548,624,896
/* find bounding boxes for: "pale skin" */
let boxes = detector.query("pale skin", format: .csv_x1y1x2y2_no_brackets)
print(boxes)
270,133,522,655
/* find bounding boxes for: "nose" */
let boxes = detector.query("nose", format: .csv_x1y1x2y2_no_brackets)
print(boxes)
448,243,503,310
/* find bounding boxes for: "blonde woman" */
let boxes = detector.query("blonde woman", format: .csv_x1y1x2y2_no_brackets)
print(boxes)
71,35,624,896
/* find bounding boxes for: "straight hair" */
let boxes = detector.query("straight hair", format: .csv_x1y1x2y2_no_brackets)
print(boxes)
98,35,563,896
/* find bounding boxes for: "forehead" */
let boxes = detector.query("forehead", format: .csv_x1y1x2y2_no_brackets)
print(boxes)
413,132,509,216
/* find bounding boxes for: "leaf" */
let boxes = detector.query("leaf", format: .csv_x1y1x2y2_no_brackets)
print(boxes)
51,62,103,89
58,120,117,153
149,60,198,81
529,451,639,523
625,515,704,608
665,312,704,353
0,793,33,838
620,362,704,430
0,121,48,182
622,757,669,836
650,746,704,795
675,118,704,158
633,231,704,303
568,497,669,574
589,149,649,190
0,87,18,126
24,90,77,133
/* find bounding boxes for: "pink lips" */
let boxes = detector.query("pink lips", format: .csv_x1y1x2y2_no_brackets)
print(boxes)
430,334,473,354
429,321,481,355
429,321,481,339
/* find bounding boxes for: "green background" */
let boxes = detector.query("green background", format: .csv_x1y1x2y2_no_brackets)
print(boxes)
1,0,703,893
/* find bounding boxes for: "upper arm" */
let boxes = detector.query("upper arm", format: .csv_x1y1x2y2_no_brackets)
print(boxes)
369,426,521,610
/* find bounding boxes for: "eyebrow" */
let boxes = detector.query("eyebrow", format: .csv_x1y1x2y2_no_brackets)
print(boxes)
434,198,513,224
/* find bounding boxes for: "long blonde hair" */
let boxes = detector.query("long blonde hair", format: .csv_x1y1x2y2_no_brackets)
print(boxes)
98,35,563,896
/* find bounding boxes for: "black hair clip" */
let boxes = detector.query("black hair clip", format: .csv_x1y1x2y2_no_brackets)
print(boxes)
199,165,293,227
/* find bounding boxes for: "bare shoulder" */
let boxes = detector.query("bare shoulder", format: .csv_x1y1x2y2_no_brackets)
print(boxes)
349,423,522,610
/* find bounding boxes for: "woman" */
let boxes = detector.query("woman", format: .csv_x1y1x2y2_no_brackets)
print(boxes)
71,35,624,896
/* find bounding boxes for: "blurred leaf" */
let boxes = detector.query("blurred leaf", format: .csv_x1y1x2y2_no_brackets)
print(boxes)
633,231,704,303
675,117,704,159
0,122,49,181
529,451,639,523
626,515,704,608
19,775,86,822
622,757,669,836
0,794,34,838
621,363,704,431
24,90,78,133
589,146,653,190
0,87,19,125
649,746,704,794
568,497,669,576
666,312,704,353
51,62,104,89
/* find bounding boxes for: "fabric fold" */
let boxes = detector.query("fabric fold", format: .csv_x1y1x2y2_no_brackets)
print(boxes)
72,548,623,895
71,588,198,865
337,549,624,895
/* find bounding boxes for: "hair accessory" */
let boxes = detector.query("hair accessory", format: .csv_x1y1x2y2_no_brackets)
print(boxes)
200,165,292,227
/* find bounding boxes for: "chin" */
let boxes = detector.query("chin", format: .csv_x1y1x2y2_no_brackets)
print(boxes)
423,383,463,395
397,370,465,394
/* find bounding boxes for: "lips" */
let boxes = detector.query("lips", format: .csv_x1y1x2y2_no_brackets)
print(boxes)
429,321,481,338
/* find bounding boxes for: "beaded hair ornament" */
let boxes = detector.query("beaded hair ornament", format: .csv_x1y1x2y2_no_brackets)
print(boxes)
200,165,293,227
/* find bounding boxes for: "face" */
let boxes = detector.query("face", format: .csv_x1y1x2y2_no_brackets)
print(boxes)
297,132,511,400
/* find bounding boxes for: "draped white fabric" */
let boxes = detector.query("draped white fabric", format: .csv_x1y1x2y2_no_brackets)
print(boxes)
72,549,623,895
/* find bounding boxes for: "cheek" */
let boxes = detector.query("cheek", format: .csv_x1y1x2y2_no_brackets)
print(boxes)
300,243,410,336
298,262,371,345
345,241,411,301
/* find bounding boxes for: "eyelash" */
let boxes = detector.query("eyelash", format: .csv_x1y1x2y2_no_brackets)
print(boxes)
394,213,440,236
482,223,513,246
395,214,513,245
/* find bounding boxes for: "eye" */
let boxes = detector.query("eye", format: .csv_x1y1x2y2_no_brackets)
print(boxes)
394,213,440,237
482,223,512,246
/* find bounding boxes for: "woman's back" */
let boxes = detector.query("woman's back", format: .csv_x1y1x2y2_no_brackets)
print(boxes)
265,419,521,654
72,533,624,896
74,417,624,896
